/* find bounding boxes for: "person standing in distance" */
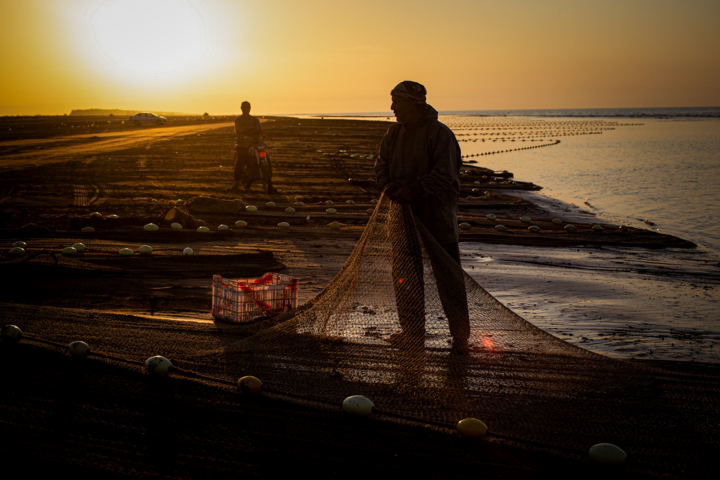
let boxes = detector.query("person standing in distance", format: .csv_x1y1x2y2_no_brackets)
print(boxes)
374,80,470,352
233,101,262,190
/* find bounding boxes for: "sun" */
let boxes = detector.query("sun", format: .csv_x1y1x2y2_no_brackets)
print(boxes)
90,0,209,76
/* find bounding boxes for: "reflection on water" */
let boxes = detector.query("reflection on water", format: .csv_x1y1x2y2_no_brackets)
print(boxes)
448,117,720,254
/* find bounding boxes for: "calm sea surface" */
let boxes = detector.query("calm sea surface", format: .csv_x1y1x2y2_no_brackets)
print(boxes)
440,111,720,256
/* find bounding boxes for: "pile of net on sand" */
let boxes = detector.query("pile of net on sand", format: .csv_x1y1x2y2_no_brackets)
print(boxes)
197,195,718,476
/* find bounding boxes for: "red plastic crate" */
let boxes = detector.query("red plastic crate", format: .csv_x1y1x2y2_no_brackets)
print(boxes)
212,273,299,323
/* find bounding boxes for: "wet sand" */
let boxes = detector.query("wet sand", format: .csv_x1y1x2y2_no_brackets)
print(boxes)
1,115,717,477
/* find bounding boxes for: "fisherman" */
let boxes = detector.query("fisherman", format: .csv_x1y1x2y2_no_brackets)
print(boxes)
374,80,470,352
232,101,263,191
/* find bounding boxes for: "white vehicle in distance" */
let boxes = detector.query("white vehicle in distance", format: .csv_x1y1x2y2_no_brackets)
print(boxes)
129,112,167,126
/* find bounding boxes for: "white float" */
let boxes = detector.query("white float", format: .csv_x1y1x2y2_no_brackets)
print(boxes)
144,355,172,376
459,222,471,230
329,222,342,230
197,226,210,233
278,222,290,228
235,220,247,228
72,243,86,252
520,216,531,223
266,202,276,207
0,325,22,343
144,223,159,231
486,214,496,220
495,225,508,231
482,175,488,180
294,202,304,207
246,205,257,212
107,214,120,219
237,375,263,394
81,227,95,233
218,224,229,231
9,247,26,256
61,247,78,255
589,443,627,465
13,241,27,249
474,181,481,185
346,200,355,205
342,395,374,416
457,418,488,438
564,224,577,232
138,245,153,255
68,341,90,358
528,226,541,233
472,188,479,193
119,248,133,256
552,218,563,225
285,207,296,214
325,200,334,205
183,247,194,255
326,208,337,214
370,199,378,205
593,224,603,232
171,222,183,230
90,212,103,218
366,208,374,215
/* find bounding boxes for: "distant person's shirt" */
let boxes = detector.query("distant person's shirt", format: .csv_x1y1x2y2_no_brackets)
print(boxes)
235,114,262,143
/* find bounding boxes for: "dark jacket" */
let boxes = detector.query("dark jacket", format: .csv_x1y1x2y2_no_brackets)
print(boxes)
374,105,462,244
235,114,262,143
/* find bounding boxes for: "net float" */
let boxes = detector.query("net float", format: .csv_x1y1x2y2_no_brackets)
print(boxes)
237,375,263,394
589,443,627,465
342,395,374,416
1,324,22,343
457,418,488,438
144,355,172,376
68,341,90,358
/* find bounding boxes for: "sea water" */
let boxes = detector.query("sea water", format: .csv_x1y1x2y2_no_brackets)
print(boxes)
446,113,720,255
439,108,720,362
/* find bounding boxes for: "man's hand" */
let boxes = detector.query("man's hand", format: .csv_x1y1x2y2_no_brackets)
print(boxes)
386,182,422,204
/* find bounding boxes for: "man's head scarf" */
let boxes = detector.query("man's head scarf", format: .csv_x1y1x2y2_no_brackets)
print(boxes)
391,81,427,105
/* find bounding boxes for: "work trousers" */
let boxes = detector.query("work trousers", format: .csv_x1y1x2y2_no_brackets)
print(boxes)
389,203,470,344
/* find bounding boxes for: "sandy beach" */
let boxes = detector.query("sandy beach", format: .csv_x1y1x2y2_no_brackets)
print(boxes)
1,115,718,478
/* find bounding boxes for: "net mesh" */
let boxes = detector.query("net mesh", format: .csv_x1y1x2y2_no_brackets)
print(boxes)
197,195,718,473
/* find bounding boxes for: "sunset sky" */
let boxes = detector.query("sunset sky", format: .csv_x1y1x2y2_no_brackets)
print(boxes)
1,0,718,116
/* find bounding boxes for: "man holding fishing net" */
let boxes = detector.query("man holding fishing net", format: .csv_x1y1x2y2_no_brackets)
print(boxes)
374,81,470,353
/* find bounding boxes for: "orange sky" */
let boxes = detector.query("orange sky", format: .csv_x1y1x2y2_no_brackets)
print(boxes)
1,0,718,115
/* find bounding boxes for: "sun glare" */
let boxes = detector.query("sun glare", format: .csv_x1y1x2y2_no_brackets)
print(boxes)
90,0,209,77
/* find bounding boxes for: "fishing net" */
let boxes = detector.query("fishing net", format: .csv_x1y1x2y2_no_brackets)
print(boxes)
202,194,719,475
